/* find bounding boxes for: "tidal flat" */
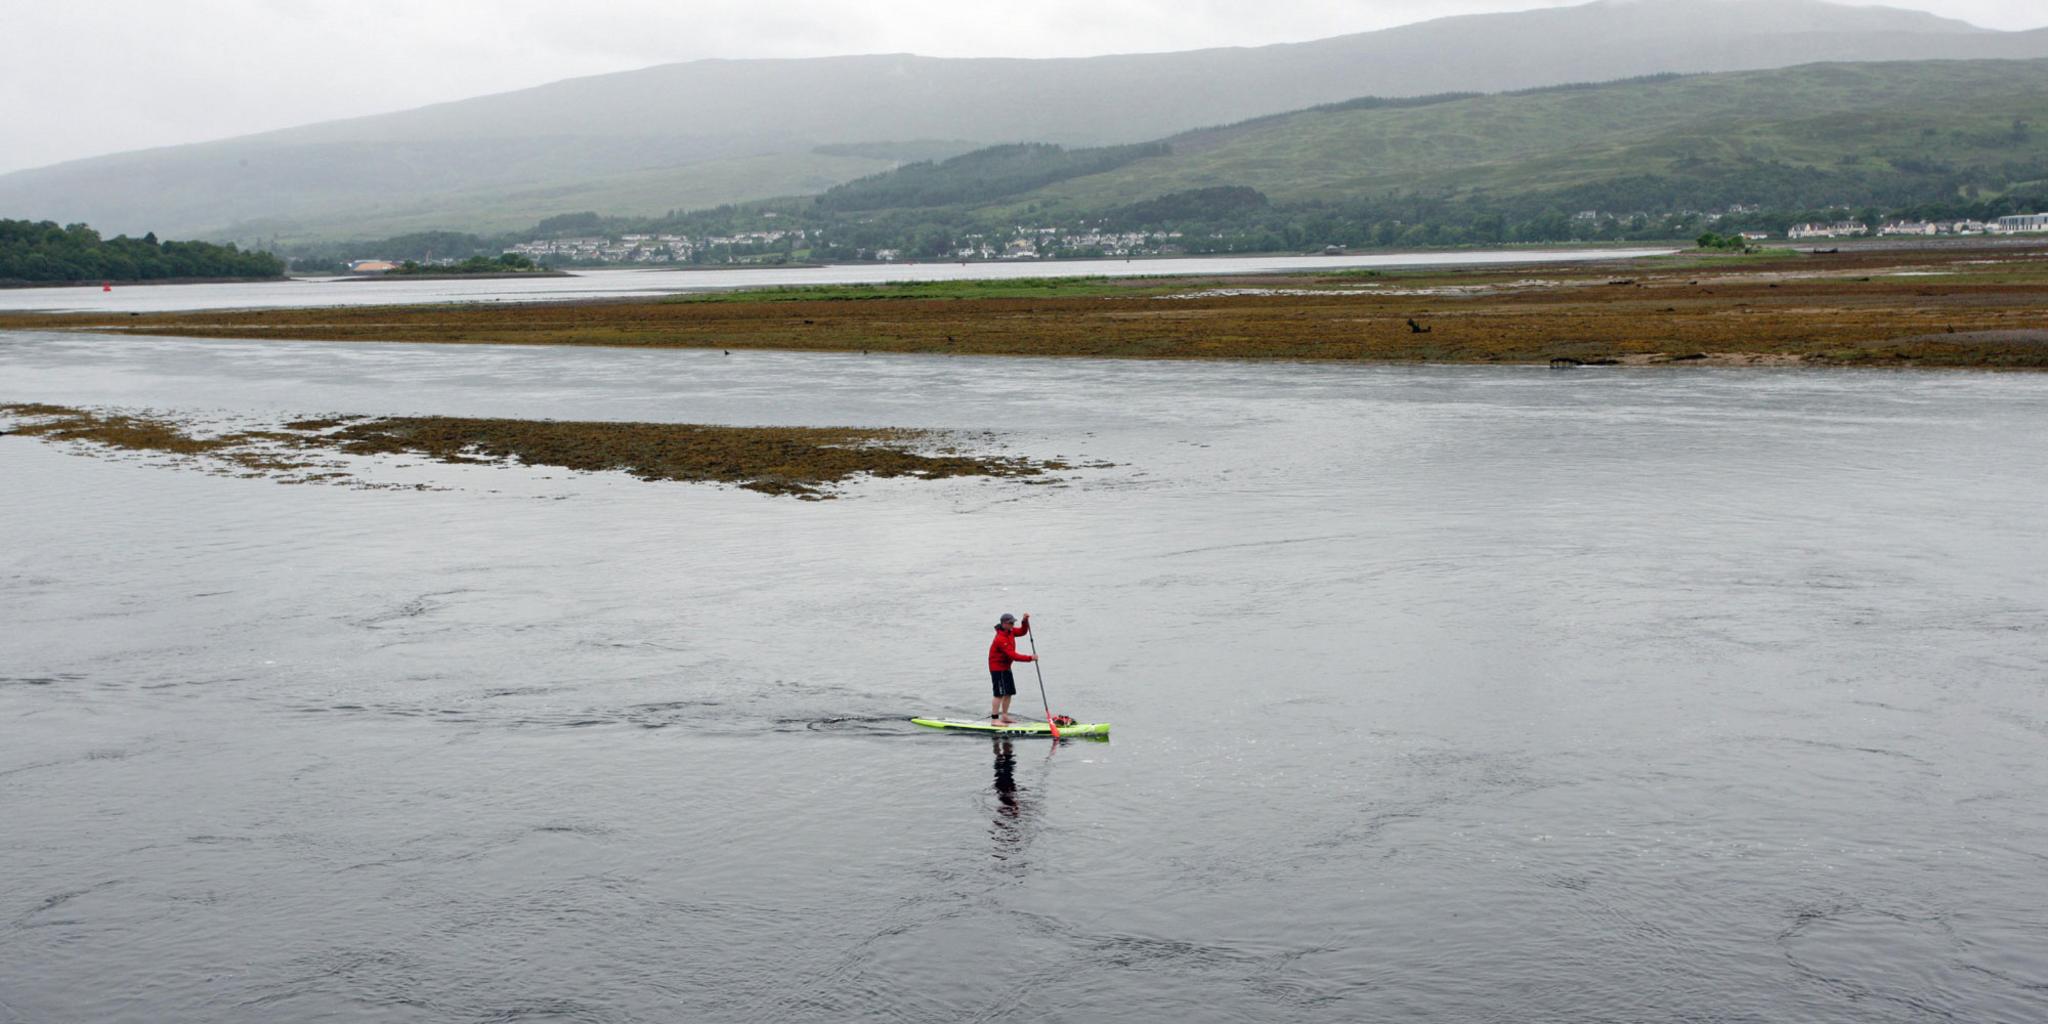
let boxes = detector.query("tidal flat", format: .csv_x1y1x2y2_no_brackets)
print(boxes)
8,244,2046,368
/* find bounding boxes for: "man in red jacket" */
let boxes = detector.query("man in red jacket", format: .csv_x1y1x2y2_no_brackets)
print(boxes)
988,612,1032,724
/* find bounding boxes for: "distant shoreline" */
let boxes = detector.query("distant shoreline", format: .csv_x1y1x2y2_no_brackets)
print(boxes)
12,243,2046,370
496,236,2048,276
344,270,574,282
627,261,830,273
0,275,287,290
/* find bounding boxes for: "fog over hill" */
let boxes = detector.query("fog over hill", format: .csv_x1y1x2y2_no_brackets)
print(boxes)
3,0,2043,241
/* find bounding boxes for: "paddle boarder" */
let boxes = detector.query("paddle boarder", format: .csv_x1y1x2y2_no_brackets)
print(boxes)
988,612,1032,724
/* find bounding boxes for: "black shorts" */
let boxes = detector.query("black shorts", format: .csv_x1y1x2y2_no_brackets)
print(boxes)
990,669,1017,698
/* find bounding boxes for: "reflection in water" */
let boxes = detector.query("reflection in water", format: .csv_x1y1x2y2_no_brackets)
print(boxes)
990,737,1027,860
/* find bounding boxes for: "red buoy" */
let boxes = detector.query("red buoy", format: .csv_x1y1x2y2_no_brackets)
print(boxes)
102,281,112,292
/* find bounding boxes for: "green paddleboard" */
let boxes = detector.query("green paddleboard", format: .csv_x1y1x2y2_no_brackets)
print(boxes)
911,717,1110,738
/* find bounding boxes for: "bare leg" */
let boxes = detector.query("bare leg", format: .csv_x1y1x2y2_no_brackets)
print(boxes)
998,695,1015,724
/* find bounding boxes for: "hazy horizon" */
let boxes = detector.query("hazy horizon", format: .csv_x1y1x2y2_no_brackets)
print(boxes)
5,0,2047,176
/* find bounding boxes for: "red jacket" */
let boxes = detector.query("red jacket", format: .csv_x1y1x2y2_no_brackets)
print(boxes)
988,621,1033,671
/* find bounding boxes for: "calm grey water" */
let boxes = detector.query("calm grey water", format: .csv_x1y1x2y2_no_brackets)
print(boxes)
0,247,1672,313
3,332,2046,1024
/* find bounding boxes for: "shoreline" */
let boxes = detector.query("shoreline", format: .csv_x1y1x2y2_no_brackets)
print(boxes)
0,275,287,290
345,270,574,282
521,241,1682,276
6,244,2045,369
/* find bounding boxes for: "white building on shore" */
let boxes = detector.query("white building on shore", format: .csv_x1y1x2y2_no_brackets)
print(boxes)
1788,221,1869,240
1994,213,2048,234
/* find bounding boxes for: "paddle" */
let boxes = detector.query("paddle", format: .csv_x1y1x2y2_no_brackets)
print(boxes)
1026,623,1059,740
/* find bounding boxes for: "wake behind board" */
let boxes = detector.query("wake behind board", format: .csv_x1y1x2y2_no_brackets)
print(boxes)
911,717,1110,738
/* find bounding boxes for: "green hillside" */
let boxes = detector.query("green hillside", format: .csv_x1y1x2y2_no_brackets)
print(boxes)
1012,60,2048,220
815,143,1170,213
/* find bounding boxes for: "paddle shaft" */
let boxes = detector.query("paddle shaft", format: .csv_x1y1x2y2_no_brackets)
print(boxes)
1027,628,1058,739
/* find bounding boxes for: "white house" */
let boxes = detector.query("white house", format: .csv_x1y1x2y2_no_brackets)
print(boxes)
1789,221,1869,240
1994,213,2048,234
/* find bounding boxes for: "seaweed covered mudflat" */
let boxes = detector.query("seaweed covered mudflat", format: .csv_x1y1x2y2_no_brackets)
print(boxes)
0,404,1072,498
9,244,2048,368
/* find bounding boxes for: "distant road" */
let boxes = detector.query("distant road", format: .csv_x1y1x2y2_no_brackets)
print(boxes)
0,247,1675,315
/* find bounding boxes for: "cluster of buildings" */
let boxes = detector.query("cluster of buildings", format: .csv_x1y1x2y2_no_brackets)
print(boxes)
1788,214,2048,240
1561,203,2048,243
1788,221,1871,239
506,235,689,263
485,224,1189,267
1577,203,1760,224
503,229,810,264
835,227,1190,263
977,228,1185,260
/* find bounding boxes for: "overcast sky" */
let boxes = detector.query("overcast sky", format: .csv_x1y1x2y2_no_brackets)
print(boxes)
3,0,2043,174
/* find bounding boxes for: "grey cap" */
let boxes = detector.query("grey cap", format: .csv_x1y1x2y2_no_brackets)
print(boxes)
998,613,1016,624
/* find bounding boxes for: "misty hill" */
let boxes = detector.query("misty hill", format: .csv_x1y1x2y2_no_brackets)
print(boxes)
2,0,2045,242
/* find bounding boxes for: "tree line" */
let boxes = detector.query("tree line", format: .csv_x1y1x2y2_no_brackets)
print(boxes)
0,220,283,284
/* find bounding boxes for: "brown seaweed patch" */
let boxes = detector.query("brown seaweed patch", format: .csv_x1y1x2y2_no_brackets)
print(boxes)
1,403,1066,498
2,403,232,455
0,402,82,418
323,416,1049,497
